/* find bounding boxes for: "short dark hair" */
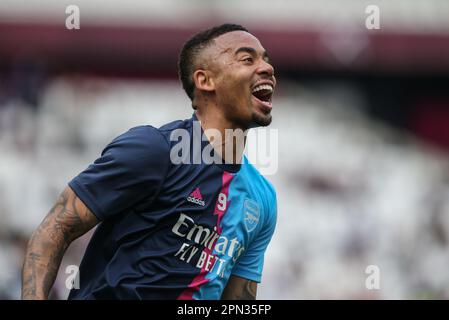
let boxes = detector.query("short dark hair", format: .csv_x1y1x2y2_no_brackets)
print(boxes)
178,23,249,101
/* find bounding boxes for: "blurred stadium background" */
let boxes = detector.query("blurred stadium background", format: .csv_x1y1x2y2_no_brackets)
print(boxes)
1,0,449,299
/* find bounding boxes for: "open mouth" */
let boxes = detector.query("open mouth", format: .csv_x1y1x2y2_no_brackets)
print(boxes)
252,84,273,102
251,83,274,111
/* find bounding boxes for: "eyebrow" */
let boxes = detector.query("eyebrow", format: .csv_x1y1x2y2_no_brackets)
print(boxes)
234,47,270,62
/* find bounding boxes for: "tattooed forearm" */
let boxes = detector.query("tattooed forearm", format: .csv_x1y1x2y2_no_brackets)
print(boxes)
21,252,41,298
221,276,257,300
22,186,98,300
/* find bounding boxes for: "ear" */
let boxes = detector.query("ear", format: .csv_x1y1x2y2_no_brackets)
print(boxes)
193,69,215,94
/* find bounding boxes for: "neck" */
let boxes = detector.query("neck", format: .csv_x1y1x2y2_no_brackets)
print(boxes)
194,108,247,165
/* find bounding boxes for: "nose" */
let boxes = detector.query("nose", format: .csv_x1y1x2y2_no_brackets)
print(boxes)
257,59,275,78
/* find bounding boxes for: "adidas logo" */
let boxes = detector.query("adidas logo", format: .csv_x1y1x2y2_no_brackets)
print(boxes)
187,187,205,207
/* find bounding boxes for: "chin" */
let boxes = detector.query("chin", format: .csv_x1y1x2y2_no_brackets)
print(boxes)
251,112,272,128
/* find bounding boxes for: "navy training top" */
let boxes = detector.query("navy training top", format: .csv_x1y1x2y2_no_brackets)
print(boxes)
68,114,277,300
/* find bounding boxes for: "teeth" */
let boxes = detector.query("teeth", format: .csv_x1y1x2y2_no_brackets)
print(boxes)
252,84,273,93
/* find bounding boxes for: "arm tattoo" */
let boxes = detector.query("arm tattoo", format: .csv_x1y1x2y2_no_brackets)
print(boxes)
22,186,98,299
46,189,89,244
21,252,41,298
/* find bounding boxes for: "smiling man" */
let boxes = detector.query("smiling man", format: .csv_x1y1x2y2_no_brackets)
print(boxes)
22,24,277,300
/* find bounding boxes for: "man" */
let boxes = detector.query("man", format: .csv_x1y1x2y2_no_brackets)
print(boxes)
22,23,277,300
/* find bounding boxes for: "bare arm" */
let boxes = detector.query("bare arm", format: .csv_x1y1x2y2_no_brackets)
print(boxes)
21,185,99,299
221,275,258,300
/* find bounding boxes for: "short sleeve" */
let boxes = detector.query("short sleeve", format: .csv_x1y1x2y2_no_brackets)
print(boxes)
68,125,170,221
231,191,277,283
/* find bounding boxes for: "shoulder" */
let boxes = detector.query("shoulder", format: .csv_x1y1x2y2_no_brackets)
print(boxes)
241,157,277,225
157,117,194,135
103,115,196,165
104,125,170,158
107,113,196,155
242,156,277,201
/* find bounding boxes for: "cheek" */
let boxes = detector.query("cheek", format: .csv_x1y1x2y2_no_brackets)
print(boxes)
218,74,246,98
215,66,252,106
228,72,251,97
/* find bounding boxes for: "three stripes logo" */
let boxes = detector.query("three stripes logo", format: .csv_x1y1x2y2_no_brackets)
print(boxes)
187,187,206,207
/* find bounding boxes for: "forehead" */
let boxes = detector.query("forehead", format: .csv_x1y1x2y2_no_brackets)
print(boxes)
212,31,265,55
